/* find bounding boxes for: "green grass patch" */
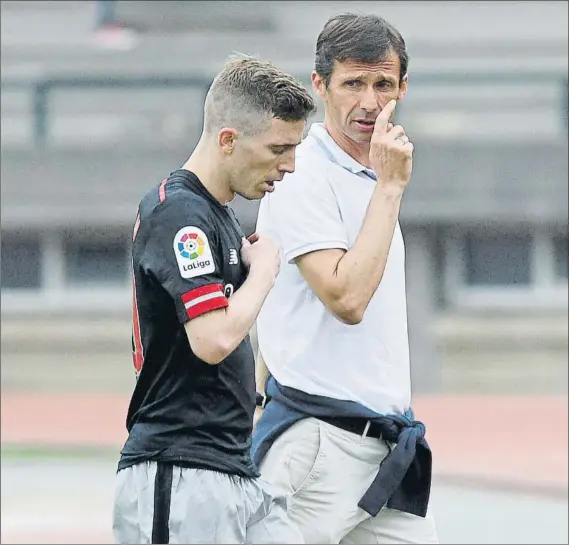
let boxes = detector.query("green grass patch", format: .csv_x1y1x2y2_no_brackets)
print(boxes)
1,443,119,461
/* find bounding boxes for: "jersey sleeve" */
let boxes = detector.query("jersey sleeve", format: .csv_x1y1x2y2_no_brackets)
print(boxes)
142,197,228,324
256,157,348,264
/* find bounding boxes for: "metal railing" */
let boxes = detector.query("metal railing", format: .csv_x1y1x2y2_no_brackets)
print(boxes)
1,70,568,147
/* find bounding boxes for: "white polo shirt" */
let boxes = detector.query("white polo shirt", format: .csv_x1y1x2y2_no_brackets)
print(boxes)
256,123,411,415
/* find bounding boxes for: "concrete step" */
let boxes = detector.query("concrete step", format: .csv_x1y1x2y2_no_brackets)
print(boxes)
2,314,566,395
435,312,568,351
4,312,566,346
439,351,568,394
2,345,565,395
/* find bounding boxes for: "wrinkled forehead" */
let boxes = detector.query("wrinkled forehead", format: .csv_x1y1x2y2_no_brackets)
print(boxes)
332,53,402,80
255,117,305,146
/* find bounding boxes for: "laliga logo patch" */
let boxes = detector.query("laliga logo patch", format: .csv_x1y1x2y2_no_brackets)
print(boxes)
173,226,215,279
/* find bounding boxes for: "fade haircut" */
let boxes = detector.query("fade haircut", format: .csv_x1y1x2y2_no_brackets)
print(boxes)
315,13,409,86
204,54,316,137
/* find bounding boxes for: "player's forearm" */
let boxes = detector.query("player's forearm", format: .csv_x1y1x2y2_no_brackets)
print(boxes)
189,269,274,365
220,269,274,353
334,186,403,321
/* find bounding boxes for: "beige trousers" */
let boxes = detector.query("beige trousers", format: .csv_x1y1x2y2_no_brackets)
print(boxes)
258,417,439,544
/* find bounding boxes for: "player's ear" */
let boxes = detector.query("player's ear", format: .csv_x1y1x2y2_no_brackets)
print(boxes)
218,128,238,154
311,71,327,100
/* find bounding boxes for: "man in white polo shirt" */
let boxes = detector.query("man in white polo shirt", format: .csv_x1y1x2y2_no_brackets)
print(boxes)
252,13,438,545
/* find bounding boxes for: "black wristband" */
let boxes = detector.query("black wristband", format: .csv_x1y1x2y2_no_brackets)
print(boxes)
255,392,266,408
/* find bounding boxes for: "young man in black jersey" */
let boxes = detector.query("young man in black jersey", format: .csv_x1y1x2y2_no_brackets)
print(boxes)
113,55,315,544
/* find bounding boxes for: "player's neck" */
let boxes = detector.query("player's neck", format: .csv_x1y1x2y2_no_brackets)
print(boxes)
182,143,235,205
323,119,372,169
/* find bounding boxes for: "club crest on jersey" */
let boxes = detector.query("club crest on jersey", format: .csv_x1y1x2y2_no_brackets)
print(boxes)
173,226,215,279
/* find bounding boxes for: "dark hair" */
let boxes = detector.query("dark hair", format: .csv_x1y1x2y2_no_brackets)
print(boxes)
205,54,316,136
315,13,409,86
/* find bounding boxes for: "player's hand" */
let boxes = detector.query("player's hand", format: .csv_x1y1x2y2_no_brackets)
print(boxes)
369,99,414,192
241,233,280,280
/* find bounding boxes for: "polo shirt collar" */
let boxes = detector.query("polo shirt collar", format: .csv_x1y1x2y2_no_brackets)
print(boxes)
308,123,376,180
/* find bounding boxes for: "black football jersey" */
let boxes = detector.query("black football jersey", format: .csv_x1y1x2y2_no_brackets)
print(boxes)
118,169,258,478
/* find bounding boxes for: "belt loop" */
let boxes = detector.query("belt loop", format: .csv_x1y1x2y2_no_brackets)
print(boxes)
360,420,371,444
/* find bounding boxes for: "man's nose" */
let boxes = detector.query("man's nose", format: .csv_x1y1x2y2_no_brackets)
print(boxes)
360,87,379,113
278,154,295,175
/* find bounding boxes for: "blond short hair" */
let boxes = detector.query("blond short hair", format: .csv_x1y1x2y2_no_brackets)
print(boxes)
204,54,316,136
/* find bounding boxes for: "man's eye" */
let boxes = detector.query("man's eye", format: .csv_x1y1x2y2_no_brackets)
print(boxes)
345,80,360,88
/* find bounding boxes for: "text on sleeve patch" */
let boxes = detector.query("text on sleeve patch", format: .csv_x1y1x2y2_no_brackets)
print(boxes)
173,226,216,279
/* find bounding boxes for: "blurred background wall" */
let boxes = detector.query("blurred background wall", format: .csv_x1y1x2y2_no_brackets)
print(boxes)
2,0,567,396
